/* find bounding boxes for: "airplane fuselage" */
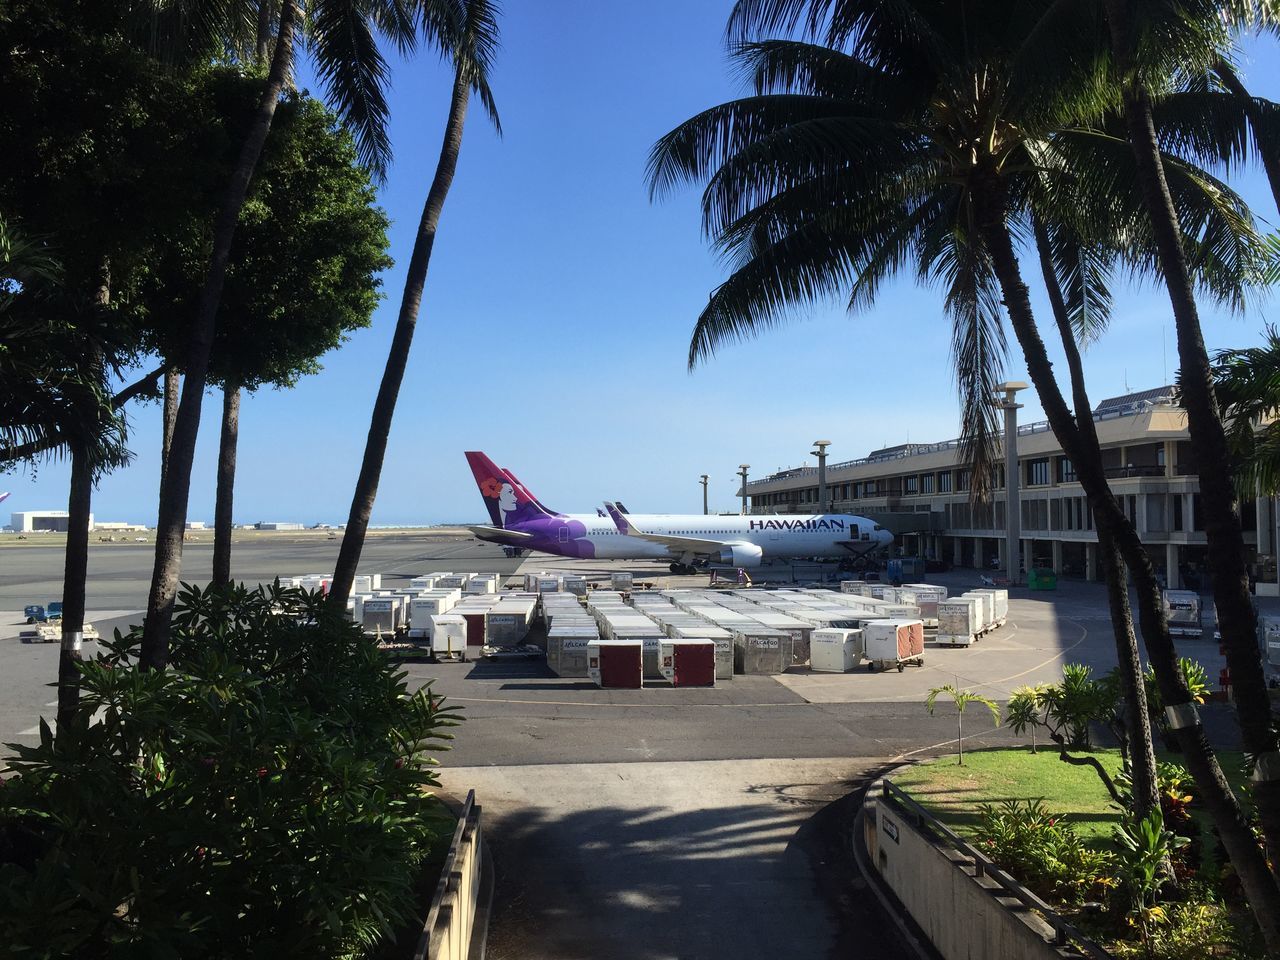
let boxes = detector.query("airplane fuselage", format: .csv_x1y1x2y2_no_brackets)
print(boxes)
480,512,888,563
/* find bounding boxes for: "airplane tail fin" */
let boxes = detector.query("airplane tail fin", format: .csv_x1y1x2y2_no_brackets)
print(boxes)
465,452,557,528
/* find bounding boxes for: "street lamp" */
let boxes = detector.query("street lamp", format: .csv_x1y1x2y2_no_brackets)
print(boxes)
700,474,709,515
996,382,1028,581
811,440,832,513
738,464,750,515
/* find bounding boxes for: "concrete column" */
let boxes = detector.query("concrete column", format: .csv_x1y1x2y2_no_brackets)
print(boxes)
1136,494,1149,535
700,475,709,515
812,441,831,513
738,465,750,516
1184,493,1195,532
953,537,962,566
998,382,1027,579
1023,539,1033,576
1051,540,1063,573
996,536,1005,569
1257,495,1272,556
1166,543,1180,590
1085,540,1097,581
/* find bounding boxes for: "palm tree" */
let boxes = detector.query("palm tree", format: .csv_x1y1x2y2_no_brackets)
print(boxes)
925,684,1001,765
1210,327,1280,497
647,1,1280,943
1099,0,1280,889
139,0,468,669
327,0,501,610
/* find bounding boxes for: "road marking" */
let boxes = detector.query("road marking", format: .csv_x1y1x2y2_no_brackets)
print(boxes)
446,696,810,709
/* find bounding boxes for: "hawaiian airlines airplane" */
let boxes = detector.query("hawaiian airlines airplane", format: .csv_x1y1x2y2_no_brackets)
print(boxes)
465,451,892,574
0,492,9,506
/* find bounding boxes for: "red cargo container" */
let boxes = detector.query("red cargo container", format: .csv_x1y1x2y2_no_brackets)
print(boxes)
659,639,716,687
587,640,643,688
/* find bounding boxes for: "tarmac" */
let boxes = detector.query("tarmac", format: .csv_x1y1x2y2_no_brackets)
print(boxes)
0,532,1247,959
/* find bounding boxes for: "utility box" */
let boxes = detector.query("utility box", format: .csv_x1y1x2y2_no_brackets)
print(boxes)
810,629,863,673
937,598,980,647
659,639,716,687
587,639,644,688
1027,568,1057,591
864,619,925,671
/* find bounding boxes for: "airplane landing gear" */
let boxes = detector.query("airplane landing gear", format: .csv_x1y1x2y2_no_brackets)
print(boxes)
669,562,682,574
669,563,699,576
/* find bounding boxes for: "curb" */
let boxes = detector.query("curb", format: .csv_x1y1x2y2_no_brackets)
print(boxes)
849,781,935,960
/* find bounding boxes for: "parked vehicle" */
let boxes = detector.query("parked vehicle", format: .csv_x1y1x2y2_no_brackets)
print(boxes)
863,619,925,672
46,601,64,621
23,604,46,623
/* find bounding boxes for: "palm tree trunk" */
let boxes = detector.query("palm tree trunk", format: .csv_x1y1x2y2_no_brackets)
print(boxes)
213,384,240,588
328,66,472,610
976,170,1280,952
161,368,179,486
56,440,92,735
1031,218,1159,822
139,0,295,671
1103,0,1280,880
1214,59,1280,216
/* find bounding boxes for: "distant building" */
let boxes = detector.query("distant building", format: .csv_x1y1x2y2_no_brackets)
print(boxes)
10,510,94,533
185,521,208,531
255,522,304,531
95,521,148,532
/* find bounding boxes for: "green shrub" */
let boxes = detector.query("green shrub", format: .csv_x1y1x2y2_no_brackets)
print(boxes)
0,582,461,958
975,798,1117,904
1109,899,1246,960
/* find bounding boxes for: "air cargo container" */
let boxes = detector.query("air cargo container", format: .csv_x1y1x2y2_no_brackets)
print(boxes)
840,581,873,596
959,592,992,634
902,584,946,626
611,572,634,591
881,603,920,620
864,619,925,671
659,639,716,687
732,629,794,675
353,574,383,593
485,598,537,646
587,639,644,688
465,575,499,595
547,635,592,678
430,615,467,660
435,574,472,590
1162,590,1203,638
937,598,980,647
361,598,401,635
810,629,863,672
563,575,588,596
973,588,1009,627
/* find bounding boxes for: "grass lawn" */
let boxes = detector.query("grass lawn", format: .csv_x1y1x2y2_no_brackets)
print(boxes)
891,745,1250,848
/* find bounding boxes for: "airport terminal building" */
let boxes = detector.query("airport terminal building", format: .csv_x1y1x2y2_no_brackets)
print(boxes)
743,386,1280,595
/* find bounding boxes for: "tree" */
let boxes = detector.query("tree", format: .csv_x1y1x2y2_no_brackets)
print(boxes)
1099,0,1280,893
1209,327,1280,497
925,684,1001,765
327,0,502,610
648,0,1280,942
138,0,465,669
141,89,391,586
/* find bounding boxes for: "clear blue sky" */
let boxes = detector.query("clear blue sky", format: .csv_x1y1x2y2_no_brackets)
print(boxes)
7,3,1280,525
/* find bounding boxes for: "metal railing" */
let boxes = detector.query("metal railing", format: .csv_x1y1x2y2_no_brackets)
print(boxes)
880,779,1110,960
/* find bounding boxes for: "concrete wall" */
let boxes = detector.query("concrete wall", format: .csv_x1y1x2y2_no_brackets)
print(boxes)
865,787,1085,960
421,792,484,960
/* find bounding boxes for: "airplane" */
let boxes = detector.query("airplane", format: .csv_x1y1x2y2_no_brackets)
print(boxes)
0,492,9,506
464,451,892,574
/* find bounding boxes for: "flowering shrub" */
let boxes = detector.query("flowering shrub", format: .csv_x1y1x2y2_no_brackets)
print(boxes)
976,798,1117,904
0,582,461,958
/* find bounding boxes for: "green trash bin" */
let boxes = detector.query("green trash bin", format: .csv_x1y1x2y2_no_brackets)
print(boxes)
1027,568,1058,591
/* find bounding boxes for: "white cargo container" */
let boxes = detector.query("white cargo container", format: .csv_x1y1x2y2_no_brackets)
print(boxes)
465,575,498,595
881,603,920,620
563,575,588,596
973,588,1009,627
485,597,537,645
863,619,925,671
658,638,717,686
1162,590,1203,638
959,592,992,634
840,581,873,596
352,574,383,593
547,635,592,678
809,629,863,672
732,629,794,675
937,598,980,647
904,583,948,601
536,576,562,594
430,614,467,660
611,572,634,591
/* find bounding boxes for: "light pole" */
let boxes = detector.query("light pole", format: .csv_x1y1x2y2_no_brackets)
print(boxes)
811,440,831,513
996,382,1028,581
738,464,750,516
700,474,709,515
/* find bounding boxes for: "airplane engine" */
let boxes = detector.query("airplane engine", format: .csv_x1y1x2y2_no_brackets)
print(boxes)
719,542,763,567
